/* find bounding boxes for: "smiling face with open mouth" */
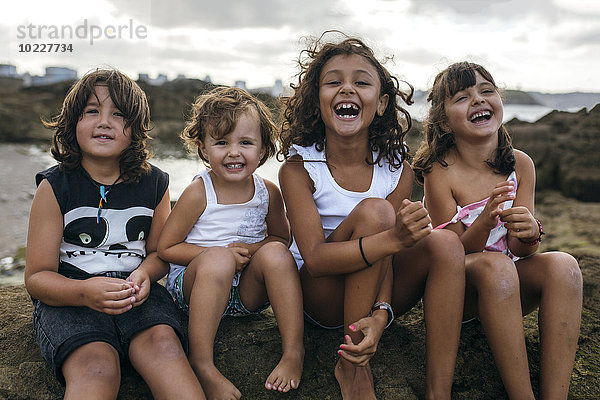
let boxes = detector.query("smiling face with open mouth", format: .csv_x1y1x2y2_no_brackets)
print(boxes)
318,54,388,140
76,85,132,164
200,108,265,187
443,71,504,142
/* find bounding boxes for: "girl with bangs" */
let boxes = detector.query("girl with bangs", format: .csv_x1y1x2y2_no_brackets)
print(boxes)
413,61,582,398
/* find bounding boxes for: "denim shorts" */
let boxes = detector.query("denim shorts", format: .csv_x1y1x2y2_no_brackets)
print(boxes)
172,269,269,317
32,282,183,384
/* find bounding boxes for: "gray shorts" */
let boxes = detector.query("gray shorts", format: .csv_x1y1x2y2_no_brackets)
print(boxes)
172,269,269,317
33,282,183,385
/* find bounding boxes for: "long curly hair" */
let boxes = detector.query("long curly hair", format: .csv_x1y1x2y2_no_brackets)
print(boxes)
43,68,152,183
278,32,413,169
413,61,515,185
180,86,276,167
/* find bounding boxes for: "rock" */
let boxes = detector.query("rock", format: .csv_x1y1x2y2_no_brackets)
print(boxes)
2,248,599,400
508,105,600,202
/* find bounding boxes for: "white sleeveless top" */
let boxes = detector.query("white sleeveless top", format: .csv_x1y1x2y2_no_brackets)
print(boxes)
166,169,269,291
289,144,403,269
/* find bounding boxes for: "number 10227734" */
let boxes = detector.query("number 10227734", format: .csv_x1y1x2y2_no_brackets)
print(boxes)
18,43,74,53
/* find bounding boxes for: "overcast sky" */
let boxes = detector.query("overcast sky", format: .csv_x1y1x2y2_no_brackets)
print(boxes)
2,0,599,93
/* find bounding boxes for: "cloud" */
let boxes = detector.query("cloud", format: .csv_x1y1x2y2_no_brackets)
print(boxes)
106,0,350,30
4,0,600,92
406,0,600,26
0,25,12,57
408,0,513,15
394,48,445,66
553,25,600,49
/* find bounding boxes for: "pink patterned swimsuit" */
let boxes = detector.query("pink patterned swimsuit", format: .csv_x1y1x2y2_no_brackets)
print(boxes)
434,171,518,260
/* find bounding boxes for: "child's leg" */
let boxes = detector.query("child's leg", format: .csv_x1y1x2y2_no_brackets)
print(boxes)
33,301,125,400
391,229,464,400
463,252,535,399
237,241,304,392
302,198,394,400
62,341,121,400
114,282,205,399
516,252,582,399
129,324,206,400
183,247,242,400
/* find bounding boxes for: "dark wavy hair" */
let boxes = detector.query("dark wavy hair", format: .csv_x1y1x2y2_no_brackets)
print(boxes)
180,86,276,167
278,32,414,169
43,68,152,183
413,61,515,185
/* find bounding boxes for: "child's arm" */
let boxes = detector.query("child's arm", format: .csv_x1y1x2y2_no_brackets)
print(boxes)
157,178,209,266
501,150,541,257
25,180,136,314
339,163,413,365
280,159,427,277
126,187,172,306
425,164,514,254
227,179,290,255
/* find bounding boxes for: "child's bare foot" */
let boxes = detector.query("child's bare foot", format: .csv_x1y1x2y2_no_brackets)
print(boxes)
193,363,241,400
334,358,376,400
265,350,304,392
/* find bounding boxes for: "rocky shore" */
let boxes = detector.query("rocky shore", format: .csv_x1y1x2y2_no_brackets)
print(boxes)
1,100,599,398
1,189,599,399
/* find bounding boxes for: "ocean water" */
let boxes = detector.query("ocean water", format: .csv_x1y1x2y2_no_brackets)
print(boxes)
407,101,581,124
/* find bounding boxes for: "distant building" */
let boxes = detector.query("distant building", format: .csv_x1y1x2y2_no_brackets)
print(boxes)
31,67,77,86
0,64,19,78
0,65,24,90
138,73,169,86
234,80,247,91
249,79,286,97
0,64,76,87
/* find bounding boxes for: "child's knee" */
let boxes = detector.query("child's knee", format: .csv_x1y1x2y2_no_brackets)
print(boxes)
189,247,237,282
64,342,120,384
253,241,295,270
354,198,395,232
130,325,185,363
425,229,464,262
473,253,520,298
545,252,582,293
194,246,235,264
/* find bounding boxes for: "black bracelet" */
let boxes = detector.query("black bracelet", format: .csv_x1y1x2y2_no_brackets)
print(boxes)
358,236,372,267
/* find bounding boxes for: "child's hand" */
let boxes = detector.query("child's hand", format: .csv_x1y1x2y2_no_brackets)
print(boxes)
82,277,136,315
226,245,251,273
394,199,431,247
337,315,386,366
480,181,515,230
126,269,150,307
500,206,538,242
227,242,251,252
